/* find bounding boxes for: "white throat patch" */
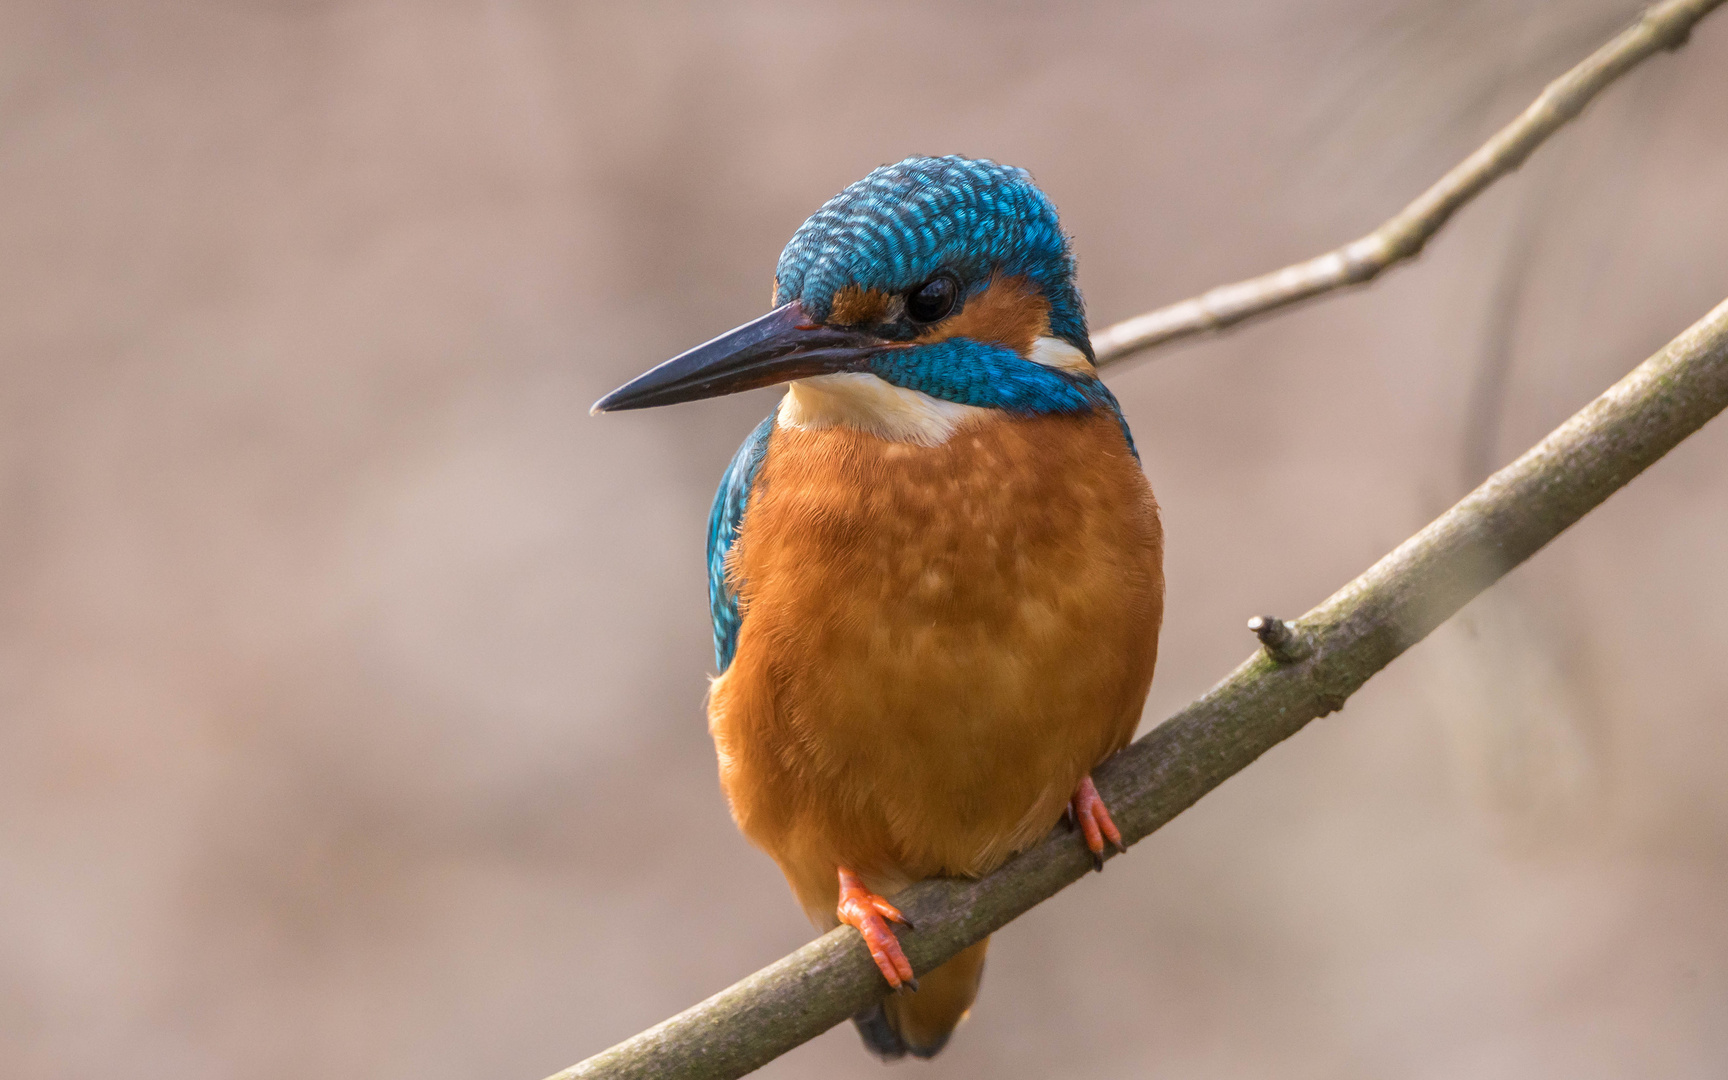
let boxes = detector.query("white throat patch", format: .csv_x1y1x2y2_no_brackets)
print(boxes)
777,373,991,447
774,337,1093,446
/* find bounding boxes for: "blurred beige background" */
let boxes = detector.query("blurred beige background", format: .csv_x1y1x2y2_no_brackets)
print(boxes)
3,2,1726,1077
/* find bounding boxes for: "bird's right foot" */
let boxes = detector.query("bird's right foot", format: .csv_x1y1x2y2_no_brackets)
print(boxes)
837,867,916,991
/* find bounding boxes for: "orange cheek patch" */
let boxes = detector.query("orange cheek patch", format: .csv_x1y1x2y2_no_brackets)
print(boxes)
916,275,1050,356
828,285,893,327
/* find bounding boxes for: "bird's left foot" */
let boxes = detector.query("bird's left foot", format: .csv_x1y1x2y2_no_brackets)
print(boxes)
1071,774,1125,871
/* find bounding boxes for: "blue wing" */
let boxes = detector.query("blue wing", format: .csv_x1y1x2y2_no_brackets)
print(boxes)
708,413,777,672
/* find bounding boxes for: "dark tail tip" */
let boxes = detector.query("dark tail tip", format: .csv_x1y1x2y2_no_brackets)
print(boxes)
905,1030,953,1059
851,1003,907,1061
852,1001,955,1061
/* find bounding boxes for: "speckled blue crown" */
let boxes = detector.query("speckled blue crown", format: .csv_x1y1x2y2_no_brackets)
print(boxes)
773,156,1091,357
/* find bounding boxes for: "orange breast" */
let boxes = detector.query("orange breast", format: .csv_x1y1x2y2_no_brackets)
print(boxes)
707,409,1163,925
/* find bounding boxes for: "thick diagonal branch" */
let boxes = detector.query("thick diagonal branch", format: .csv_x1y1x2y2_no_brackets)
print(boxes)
552,295,1728,1080
1090,0,1724,367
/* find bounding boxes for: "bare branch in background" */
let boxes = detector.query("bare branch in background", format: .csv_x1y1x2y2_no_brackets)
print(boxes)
548,3,1728,1076
1090,0,1724,367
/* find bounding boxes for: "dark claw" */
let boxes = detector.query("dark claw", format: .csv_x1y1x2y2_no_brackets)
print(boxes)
1091,850,1105,873
896,915,916,931
900,977,920,994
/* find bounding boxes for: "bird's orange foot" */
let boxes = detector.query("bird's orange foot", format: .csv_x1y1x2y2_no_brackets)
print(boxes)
1071,774,1126,871
837,867,916,991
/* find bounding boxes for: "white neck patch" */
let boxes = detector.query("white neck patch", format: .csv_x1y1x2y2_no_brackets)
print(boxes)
774,336,1094,446
1026,335,1093,373
777,373,991,447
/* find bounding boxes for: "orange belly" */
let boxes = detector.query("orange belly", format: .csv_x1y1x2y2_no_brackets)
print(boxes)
707,409,1163,926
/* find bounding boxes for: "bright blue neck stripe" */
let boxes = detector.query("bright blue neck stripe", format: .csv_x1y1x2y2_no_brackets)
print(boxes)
867,339,1138,458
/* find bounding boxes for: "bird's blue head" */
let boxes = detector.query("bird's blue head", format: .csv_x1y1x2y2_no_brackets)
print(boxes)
594,156,1113,418
774,156,1090,359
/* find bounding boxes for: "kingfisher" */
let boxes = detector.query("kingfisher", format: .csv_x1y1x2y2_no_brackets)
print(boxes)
593,156,1163,1060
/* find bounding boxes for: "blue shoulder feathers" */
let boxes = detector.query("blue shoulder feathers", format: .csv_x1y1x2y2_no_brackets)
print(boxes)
708,413,776,672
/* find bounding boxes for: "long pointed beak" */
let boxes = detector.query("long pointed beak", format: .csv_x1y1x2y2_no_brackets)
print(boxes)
591,302,891,414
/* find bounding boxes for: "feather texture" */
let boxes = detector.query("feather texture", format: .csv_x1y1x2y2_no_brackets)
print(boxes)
707,414,775,671
685,155,1163,1058
774,156,1093,359
707,407,1162,919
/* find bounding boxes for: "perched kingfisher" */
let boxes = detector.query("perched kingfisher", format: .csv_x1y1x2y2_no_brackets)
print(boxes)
594,156,1164,1060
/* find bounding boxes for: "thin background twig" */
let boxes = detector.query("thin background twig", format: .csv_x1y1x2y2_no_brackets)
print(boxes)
554,2,1728,1075
1090,0,1725,367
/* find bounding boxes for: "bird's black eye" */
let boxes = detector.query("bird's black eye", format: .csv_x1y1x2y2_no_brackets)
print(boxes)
905,274,958,323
